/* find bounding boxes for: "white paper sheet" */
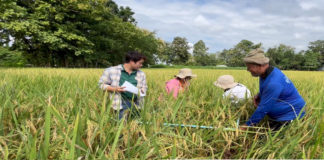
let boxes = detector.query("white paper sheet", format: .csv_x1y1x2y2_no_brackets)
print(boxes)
121,81,146,97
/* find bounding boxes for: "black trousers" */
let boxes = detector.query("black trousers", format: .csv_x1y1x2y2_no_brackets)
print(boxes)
268,120,292,131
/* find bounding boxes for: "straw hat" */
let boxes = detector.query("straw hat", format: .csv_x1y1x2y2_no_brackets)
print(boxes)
213,75,238,90
175,68,197,79
243,48,269,65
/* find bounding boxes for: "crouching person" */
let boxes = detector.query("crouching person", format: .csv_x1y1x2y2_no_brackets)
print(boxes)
214,75,251,104
165,68,196,98
241,48,306,131
98,51,148,120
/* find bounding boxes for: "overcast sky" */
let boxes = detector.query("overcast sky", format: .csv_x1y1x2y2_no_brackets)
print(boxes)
114,0,324,53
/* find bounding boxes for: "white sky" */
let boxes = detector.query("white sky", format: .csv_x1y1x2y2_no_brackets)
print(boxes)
114,0,324,53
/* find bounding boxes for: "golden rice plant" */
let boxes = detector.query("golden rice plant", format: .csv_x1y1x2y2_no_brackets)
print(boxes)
0,68,323,159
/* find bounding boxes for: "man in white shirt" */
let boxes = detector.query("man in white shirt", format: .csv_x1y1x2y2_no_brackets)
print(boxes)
214,75,251,103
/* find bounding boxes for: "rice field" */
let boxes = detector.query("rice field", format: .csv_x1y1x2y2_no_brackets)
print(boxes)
0,68,323,159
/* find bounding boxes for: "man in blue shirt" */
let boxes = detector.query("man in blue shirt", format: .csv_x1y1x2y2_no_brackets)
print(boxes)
241,48,306,130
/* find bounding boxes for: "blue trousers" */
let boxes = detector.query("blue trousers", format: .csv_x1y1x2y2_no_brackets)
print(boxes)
118,100,139,120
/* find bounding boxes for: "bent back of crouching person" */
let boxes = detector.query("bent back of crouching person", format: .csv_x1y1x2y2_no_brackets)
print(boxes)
214,75,251,104
241,48,306,131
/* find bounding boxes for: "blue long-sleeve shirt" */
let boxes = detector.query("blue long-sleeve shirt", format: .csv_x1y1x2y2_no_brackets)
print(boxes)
246,67,306,126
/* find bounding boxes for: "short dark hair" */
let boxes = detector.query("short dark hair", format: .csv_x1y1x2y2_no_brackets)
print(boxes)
125,51,146,63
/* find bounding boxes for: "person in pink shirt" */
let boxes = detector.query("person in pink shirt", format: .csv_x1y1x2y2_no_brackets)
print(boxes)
165,68,197,98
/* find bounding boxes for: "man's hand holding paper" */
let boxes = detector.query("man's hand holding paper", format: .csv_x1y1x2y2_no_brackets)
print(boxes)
121,81,146,97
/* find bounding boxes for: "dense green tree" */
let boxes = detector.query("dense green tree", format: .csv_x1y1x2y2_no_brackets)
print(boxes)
303,50,321,70
218,40,261,67
0,46,25,67
291,52,305,70
193,40,209,66
308,40,324,66
118,6,136,24
218,49,229,65
0,0,95,66
0,0,160,67
154,41,169,64
185,53,196,66
167,37,190,65
206,53,218,66
106,1,136,24
266,44,296,69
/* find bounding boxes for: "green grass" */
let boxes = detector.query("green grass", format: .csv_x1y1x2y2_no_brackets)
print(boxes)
0,68,323,159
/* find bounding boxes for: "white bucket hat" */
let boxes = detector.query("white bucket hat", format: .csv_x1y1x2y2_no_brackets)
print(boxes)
213,75,238,90
175,68,197,79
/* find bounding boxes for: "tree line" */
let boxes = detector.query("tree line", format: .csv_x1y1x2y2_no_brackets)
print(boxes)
156,37,324,71
1,0,324,70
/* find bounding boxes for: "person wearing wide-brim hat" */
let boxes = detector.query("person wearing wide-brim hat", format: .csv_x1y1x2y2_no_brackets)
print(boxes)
214,75,251,104
241,48,306,131
165,68,197,98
